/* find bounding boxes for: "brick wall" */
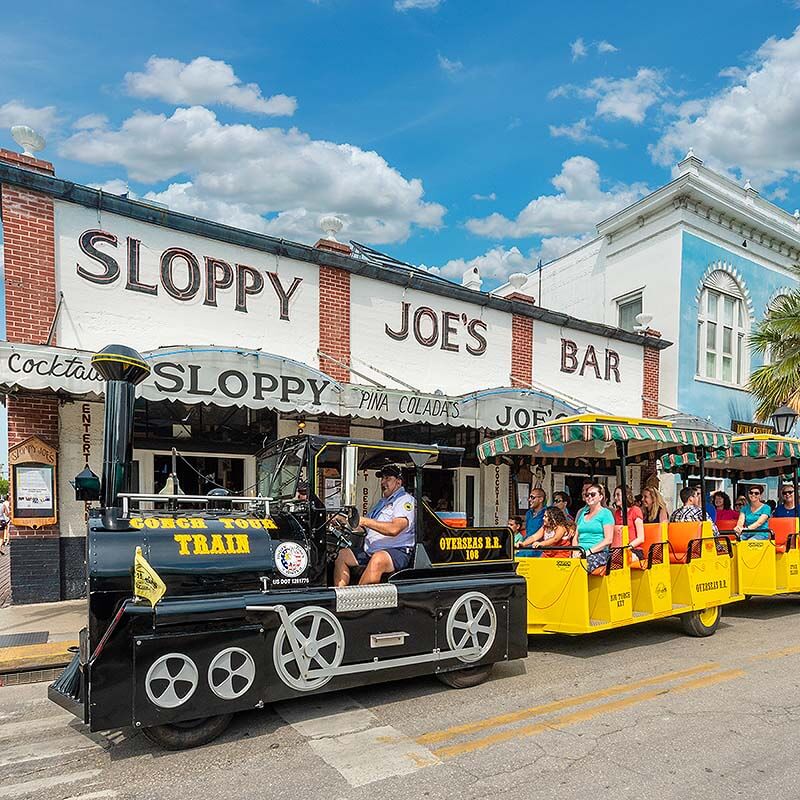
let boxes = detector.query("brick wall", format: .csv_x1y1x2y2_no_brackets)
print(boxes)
1,150,63,601
318,415,351,437
0,149,57,345
511,314,533,387
318,265,351,382
642,331,662,418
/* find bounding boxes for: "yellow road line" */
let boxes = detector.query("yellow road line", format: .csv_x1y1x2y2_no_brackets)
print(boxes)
432,668,744,760
416,662,719,746
750,644,800,661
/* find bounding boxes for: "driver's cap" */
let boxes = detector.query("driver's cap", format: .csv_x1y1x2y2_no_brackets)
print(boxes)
376,464,403,479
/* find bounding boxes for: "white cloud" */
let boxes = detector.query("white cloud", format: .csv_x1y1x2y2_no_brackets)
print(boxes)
550,67,668,124
428,233,594,284
90,178,132,196
59,106,445,245
73,113,108,131
466,155,647,238
472,192,496,201
570,38,588,61
0,100,59,136
430,246,531,281
597,40,619,54
507,117,522,130
652,25,800,184
549,118,612,147
437,53,463,74
124,56,297,116
394,0,442,9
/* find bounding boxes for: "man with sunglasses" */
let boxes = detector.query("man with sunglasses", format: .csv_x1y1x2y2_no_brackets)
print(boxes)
774,484,797,518
516,488,547,555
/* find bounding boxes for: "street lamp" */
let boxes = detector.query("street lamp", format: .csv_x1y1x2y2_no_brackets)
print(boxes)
771,404,798,436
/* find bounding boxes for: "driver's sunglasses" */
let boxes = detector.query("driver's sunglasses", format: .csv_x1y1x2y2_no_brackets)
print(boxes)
783,491,795,496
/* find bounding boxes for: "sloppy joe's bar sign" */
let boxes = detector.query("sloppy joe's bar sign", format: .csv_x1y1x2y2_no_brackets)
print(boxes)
0,343,579,430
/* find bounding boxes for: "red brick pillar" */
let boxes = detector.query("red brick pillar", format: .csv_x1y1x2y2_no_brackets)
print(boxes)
0,149,63,602
508,294,534,388
316,238,352,437
641,330,662,418
316,239,351,384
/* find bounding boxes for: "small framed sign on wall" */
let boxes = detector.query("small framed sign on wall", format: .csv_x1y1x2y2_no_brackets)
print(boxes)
9,435,58,528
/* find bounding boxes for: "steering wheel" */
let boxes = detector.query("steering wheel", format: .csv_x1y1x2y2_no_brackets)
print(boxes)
325,505,360,558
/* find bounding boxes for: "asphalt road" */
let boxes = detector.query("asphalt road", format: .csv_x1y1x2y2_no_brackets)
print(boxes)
4,597,800,800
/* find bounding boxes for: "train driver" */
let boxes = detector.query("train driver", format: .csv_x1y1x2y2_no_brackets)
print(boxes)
334,464,416,586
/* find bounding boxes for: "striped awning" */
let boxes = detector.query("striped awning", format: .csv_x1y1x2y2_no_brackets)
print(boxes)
478,415,732,465
660,435,800,478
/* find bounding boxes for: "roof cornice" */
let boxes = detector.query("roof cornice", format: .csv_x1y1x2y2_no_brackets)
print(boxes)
0,162,671,351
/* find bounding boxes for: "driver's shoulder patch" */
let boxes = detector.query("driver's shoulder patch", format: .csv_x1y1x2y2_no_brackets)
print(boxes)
403,501,414,511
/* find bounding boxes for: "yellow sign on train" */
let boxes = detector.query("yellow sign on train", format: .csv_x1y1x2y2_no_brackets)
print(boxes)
133,546,167,607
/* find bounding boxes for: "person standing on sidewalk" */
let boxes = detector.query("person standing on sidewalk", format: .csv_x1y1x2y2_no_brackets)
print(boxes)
0,496,10,553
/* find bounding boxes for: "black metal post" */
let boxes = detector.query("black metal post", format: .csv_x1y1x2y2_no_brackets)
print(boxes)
793,458,799,533
699,447,707,521
616,441,629,528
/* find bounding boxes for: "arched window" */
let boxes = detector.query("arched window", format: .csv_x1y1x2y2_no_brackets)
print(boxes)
696,271,749,385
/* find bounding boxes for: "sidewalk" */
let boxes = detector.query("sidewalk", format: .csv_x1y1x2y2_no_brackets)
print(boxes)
0,599,85,681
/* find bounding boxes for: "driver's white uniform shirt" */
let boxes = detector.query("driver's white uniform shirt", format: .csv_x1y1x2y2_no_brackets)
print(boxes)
364,489,416,553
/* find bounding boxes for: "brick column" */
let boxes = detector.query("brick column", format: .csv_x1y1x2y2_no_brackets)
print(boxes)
508,293,534,387
316,238,352,384
641,329,662,418
0,149,63,602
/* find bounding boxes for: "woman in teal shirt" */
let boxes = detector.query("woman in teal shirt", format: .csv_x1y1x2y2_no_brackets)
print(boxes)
576,482,615,571
734,486,771,541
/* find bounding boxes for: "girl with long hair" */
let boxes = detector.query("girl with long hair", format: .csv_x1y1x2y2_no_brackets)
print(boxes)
641,486,669,524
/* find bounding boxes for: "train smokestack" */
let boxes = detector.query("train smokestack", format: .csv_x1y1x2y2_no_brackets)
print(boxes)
90,345,150,529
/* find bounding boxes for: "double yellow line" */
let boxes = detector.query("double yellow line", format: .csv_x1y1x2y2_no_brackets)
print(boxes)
418,663,744,759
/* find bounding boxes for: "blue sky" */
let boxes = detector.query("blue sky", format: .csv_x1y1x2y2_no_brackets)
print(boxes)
1,0,800,297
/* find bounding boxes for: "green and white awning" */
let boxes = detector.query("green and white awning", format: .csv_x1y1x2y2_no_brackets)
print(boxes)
478,414,732,465
661,435,800,478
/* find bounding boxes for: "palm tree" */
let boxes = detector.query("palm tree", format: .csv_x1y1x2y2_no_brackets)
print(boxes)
748,291,800,421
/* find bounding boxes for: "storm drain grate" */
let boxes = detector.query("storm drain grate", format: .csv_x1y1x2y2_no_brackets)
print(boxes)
0,631,49,648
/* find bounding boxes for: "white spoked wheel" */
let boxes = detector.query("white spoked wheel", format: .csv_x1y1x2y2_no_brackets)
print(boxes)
145,653,199,709
446,592,497,664
273,607,345,692
208,647,256,700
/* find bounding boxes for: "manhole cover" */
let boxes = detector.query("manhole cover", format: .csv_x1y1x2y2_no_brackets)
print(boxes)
0,631,49,647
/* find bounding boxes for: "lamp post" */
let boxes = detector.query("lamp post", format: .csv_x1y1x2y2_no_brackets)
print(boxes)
771,404,798,437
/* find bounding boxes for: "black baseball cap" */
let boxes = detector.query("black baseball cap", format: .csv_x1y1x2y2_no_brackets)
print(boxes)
376,464,403,479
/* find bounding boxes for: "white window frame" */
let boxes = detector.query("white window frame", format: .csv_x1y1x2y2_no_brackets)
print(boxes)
616,291,643,333
696,281,749,387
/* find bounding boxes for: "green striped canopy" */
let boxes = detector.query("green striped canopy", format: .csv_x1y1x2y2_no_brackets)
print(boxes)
478,419,732,465
661,435,800,478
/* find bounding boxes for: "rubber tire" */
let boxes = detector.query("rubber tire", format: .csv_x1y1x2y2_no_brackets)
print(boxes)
436,663,494,689
141,713,234,750
680,606,721,637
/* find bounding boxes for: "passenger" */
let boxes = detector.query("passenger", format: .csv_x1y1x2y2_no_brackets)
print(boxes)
712,491,738,524
734,486,771,540
642,486,669,524
774,484,797,518
612,486,645,562
670,486,719,531
575,482,615,572
333,464,415,586
633,493,643,508
508,515,525,547
539,507,576,557
734,494,747,512
518,488,547,556
552,491,573,520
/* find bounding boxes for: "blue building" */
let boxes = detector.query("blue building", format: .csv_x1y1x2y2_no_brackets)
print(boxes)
498,151,800,501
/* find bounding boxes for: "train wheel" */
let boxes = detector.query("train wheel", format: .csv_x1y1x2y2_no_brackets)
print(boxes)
436,663,494,689
680,605,721,637
141,714,234,750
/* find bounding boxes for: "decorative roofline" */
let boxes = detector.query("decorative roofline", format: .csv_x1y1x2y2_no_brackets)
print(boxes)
0,161,671,351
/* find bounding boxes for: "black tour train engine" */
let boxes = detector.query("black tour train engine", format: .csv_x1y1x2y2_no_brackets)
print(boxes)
49,344,527,749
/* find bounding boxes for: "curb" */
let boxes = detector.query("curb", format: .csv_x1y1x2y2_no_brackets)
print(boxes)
0,640,78,682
